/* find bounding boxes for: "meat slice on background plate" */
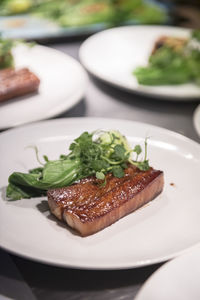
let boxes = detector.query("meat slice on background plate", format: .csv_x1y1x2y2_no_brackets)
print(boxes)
0,67,40,102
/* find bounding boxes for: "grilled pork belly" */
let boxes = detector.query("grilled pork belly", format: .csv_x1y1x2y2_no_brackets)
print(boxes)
0,67,40,102
48,165,164,236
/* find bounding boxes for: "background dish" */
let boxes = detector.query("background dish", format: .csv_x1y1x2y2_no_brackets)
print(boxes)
135,244,200,300
0,15,106,40
193,104,200,137
79,25,200,100
0,1,169,40
1,117,200,269
0,45,87,130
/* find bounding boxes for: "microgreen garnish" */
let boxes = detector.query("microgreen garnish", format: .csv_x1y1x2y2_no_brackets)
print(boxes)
6,130,150,200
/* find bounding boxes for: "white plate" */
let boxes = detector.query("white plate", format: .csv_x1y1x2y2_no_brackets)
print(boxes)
193,104,200,137
0,45,87,130
0,117,200,269
135,244,200,300
79,25,200,100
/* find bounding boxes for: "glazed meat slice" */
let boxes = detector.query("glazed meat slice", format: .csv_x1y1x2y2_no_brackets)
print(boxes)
48,166,141,221
0,68,40,102
48,165,164,236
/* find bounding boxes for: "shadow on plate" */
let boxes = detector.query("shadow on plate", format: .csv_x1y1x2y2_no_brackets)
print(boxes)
0,187,7,202
36,200,79,236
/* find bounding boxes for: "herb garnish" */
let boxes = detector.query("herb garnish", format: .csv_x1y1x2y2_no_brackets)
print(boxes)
0,37,35,70
6,130,149,200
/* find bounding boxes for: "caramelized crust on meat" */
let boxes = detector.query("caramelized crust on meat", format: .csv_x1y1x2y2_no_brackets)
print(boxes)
0,67,40,102
48,165,140,220
48,165,164,236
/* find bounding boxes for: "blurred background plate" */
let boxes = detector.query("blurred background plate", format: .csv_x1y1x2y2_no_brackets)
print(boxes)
135,244,200,300
193,104,200,137
0,0,169,41
0,15,107,40
79,25,200,100
0,45,87,130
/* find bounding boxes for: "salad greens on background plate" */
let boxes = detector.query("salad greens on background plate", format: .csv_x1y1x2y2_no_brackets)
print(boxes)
133,29,200,86
1,117,200,269
0,0,169,40
79,25,200,100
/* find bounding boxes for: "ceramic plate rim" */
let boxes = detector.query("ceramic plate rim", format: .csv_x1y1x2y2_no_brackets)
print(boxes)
193,104,200,137
1,239,200,271
135,243,200,300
